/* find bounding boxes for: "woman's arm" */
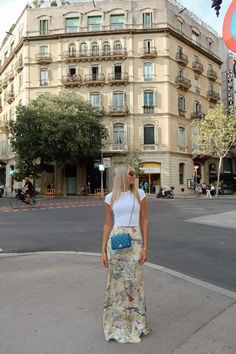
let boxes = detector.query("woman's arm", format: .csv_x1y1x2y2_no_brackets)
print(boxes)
101,203,113,267
139,197,149,264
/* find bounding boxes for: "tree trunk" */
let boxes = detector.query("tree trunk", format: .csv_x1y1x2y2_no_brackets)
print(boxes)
216,156,222,198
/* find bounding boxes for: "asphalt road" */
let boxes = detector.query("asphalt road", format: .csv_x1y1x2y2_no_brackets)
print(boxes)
0,197,236,292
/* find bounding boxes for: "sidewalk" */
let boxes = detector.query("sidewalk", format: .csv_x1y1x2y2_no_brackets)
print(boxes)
0,252,235,354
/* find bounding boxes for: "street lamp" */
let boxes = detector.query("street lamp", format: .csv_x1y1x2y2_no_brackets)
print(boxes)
211,0,223,17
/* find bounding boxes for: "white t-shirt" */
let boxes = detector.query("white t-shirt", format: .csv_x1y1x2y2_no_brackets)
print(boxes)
104,189,146,226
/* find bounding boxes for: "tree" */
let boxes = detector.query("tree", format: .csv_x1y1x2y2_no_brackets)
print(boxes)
192,103,236,196
125,149,143,177
9,92,107,180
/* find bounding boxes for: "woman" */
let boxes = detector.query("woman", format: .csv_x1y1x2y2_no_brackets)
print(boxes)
102,164,149,343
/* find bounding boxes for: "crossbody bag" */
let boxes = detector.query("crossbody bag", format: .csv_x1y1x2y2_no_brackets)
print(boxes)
111,196,135,250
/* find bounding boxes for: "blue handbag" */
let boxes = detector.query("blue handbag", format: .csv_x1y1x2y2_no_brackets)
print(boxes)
111,197,135,250
111,233,131,250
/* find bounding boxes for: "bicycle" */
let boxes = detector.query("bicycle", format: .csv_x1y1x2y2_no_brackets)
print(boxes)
10,189,40,209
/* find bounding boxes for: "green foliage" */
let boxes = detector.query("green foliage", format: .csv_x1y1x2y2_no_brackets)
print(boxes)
9,91,107,178
192,103,236,158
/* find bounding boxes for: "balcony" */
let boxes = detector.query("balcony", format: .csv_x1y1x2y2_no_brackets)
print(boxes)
191,111,205,119
179,109,186,117
84,73,105,86
109,105,128,116
143,106,154,114
176,52,188,66
192,61,204,74
141,144,158,151
35,53,52,65
7,70,14,82
74,49,128,62
107,73,129,85
6,91,15,104
175,76,191,90
207,90,220,102
207,69,218,81
103,142,128,152
15,58,23,73
139,47,157,59
63,51,78,63
61,74,82,87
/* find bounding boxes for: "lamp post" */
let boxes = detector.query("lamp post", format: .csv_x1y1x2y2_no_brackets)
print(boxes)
211,0,223,17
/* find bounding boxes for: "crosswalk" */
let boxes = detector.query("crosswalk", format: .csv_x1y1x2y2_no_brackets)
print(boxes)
0,201,104,213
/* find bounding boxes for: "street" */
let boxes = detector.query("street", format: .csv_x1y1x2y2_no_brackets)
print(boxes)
0,196,236,292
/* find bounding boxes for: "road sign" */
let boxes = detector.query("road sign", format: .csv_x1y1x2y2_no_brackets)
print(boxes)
103,157,111,168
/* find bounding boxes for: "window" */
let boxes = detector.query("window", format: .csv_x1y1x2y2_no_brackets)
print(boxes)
178,127,185,148
194,75,200,93
209,63,213,71
39,46,48,59
192,31,199,44
90,92,101,108
40,20,48,35
68,67,76,76
144,124,154,144
80,43,87,55
88,16,102,31
10,42,14,53
113,123,124,144
113,64,122,79
113,91,124,109
208,40,213,52
40,68,49,86
209,82,213,91
19,73,23,91
110,15,124,30
114,41,122,54
179,163,184,184
91,43,99,56
194,55,199,62
143,90,154,113
103,42,110,55
177,45,183,54
194,100,201,113
178,95,185,112
143,13,152,29
69,43,76,57
143,40,152,54
91,65,99,80
65,18,80,33
177,67,184,77
144,62,153,80
177,19,183,33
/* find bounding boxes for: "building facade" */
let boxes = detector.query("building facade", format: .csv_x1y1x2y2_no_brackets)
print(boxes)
0,0,222,195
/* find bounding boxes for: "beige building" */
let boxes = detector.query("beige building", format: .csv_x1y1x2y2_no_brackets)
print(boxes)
0,0,222,195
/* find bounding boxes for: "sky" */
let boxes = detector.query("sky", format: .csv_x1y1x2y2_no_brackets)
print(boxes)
0,0,233,43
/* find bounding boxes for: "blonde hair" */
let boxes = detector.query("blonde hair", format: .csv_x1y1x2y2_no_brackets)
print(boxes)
111,164,140,205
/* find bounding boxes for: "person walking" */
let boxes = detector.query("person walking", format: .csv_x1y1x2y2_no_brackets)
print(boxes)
102,164,149,343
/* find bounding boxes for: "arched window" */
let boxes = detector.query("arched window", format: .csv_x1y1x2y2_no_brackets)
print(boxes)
80,43,87,56
179,163,185,184
178,127,185,148
91,42,99,56
114,40,122,54
144,124,154,145
103,41,110,56
69,43,76,58
113,123,124,144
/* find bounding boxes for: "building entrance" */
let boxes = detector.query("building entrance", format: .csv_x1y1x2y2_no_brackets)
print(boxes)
139,162,161,194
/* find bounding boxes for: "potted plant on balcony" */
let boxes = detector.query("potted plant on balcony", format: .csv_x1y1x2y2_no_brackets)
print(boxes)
50,0,57,6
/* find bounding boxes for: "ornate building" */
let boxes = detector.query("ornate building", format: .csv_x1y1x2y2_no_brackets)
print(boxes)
0,0,221,195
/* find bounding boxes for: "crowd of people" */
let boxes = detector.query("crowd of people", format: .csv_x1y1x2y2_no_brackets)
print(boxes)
194,182,216,198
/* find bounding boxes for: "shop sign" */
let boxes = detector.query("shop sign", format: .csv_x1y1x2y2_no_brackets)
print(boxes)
226,70,234,110
102,157,111,168
140,167,160,173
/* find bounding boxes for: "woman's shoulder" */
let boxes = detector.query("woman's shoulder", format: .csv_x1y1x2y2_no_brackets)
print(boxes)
104,192,112,205
137,188,146,200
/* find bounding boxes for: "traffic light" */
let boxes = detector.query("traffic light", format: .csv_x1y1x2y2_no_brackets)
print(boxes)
211,0,223,17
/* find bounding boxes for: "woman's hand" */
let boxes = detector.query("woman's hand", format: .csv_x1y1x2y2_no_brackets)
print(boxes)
140,248,148,264
102,251,108,268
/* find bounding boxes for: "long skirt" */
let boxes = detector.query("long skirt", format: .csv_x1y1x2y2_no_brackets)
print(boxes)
103,225,149,343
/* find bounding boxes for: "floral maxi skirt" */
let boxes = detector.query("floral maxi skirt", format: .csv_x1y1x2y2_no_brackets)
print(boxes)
103,225,149,343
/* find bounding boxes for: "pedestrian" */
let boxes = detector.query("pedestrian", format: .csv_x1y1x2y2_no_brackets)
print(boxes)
144,180,149,193
206,186,212,198
201,182,207,196
102,164,149,343
210,183,215,197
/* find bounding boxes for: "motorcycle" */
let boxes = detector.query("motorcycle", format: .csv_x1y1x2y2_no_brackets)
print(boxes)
156,186,175,199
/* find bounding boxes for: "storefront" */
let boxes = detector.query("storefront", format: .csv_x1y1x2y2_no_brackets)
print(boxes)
139,162,161,194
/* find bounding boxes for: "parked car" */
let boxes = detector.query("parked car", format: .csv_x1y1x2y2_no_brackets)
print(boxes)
218,184,234,195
